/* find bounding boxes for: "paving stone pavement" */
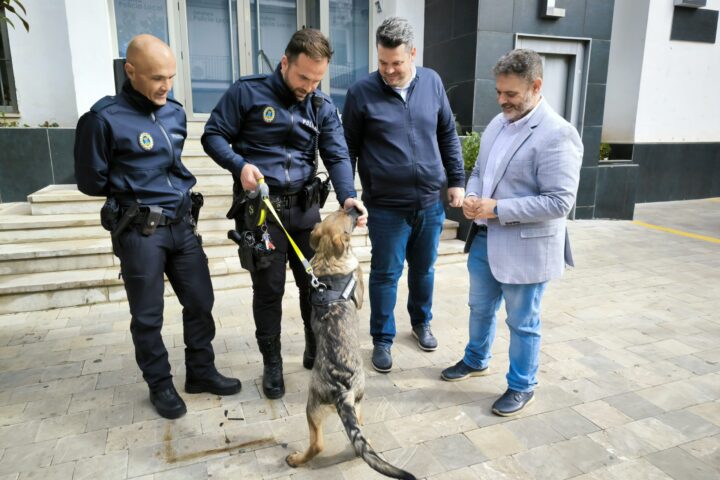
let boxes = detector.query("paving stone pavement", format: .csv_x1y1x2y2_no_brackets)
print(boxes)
0,198,719,479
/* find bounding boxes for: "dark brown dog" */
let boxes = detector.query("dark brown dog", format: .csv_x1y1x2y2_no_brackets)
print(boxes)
285,209,416,480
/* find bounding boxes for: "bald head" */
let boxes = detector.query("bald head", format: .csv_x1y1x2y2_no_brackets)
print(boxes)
124,34,176,106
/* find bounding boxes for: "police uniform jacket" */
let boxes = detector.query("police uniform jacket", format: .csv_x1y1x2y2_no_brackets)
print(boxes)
201,65,356,203
74,81,194,220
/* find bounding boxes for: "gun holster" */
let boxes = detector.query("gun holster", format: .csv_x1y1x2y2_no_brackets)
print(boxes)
100,197,121,232
300,176,331,211
190,192,203,225
227,229,274,273
226,180,274,273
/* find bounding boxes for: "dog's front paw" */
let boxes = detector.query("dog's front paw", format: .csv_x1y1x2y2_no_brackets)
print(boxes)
286,452,302,467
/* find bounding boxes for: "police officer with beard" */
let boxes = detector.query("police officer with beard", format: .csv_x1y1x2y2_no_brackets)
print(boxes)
202,29,367,399
74,34,241,419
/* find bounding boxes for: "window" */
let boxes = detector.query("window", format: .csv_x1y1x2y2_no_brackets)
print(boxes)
250,0,297,74
113,0,170,57
0,14,18,113
329,0,369,110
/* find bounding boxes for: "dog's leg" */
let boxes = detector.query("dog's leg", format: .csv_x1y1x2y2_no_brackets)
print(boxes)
355,399,364,425
286,401,326,467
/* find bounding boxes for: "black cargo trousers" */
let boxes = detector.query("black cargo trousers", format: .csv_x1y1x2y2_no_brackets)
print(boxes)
113,218,216,391
250,199,321,338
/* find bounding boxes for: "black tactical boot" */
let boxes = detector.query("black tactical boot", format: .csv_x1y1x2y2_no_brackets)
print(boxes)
257,335,284,399
302,326,316,370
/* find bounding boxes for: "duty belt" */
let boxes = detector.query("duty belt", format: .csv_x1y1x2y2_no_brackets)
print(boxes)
130,209,188,226
269,193,302,209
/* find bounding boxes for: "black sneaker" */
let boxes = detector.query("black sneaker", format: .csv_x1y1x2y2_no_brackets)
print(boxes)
440,359,489,382
492,389,535,417
185,372,241,395
411,324,438,351
150,385,187,419
371,345,392,373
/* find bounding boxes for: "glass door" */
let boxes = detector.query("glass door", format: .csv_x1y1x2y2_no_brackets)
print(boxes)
328,0,369,110
249,0,298,74
182,0,240,114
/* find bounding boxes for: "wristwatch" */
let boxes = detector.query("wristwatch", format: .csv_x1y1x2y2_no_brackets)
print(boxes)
493,205,498,215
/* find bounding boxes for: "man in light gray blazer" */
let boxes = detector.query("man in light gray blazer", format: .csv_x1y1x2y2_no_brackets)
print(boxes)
440,49,582,416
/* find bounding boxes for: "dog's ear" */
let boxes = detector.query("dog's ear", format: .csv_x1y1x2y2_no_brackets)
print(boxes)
309,222,323,251
331,232,349,258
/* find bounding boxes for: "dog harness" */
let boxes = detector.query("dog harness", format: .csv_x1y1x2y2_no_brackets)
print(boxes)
310,272,358,309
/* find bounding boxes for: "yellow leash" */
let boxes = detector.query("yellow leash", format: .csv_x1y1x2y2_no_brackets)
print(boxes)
252,179,324,289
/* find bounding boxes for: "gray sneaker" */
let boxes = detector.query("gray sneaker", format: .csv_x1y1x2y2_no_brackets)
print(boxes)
412,324,438,351
371,345,392,373
492,389,535,417
441,359,489,382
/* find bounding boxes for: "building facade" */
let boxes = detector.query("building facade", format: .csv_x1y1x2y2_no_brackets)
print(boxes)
1,0,719,217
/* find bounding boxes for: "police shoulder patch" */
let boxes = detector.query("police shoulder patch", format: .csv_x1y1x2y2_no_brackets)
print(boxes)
90,96,116,113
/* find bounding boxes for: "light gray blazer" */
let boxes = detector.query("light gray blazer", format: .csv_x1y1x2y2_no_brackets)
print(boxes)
467,100,583,284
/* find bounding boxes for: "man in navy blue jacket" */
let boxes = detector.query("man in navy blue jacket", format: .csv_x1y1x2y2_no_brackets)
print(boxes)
343,17,465,372
75,35,241,419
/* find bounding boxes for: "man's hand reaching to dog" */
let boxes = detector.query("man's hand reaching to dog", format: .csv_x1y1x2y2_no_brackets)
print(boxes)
343,197,368,228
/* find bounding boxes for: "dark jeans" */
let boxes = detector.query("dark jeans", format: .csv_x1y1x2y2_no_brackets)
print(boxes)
250,204,321,339
367,201,446,346
114,220,216,391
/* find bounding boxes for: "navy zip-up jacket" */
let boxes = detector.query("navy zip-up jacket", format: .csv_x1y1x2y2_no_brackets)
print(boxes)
74,81,194,220
201,66,356,203
342,67,464,210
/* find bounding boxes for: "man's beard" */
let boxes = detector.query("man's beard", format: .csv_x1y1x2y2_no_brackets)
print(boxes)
282,71,308,101
502,91,536,122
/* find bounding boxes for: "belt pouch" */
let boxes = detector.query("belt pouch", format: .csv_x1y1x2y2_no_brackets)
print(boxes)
141,206,164,236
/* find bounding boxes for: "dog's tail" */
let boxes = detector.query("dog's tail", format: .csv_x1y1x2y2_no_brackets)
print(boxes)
335,396,416,480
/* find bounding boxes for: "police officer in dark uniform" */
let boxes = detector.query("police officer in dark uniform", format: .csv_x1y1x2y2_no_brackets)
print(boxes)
202,29,367,399
74,34,241,419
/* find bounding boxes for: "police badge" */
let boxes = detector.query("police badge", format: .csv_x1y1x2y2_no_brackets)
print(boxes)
138,132,154,151
263,106,276,123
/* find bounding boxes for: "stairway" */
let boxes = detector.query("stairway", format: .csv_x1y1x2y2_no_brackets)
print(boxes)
0,133,466,315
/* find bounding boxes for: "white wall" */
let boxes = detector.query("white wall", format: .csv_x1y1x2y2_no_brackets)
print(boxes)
7,0,77,127
64,0,116,119
603,0,720,143
601,0,650,143
371,0,425,67
634,0,720,143
6,0,115,127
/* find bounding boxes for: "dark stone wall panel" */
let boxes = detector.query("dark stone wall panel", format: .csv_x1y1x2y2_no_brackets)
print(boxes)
478,0,514,32
513,0,587,38
634,143,720,202
584,0,614,40
0,129,55,203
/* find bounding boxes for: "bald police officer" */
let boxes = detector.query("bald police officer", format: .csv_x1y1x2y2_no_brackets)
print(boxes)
74,34,241,419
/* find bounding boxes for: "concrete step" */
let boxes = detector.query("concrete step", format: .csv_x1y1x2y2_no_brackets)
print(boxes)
187,121,206,137
2,195,376,243
0,238,467,314
0,221,459,275
26,180,362,215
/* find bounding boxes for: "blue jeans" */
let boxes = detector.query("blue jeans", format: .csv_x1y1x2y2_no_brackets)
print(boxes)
367,201,446,346
464,232,547,392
